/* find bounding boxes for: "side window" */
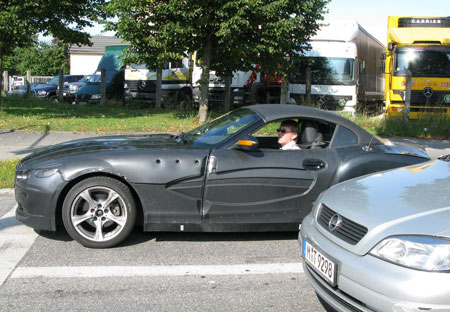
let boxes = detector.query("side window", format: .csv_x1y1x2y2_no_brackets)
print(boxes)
331,126,358,148
170,58,183,69
250,120,283,150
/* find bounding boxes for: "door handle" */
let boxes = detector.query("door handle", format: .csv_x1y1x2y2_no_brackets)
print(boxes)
303,159,326,171
207,156,218,174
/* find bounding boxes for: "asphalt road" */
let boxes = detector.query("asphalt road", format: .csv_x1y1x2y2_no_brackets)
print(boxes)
0,196,327,312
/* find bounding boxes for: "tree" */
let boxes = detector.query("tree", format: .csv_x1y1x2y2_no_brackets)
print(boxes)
6,40,70,76
0,0,105,91
104,0,328,122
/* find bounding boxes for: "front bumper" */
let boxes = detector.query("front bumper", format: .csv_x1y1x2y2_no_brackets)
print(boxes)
300,213,450,312
15,172,67,231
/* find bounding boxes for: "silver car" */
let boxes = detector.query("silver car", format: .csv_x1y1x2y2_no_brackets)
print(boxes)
299,156,450,312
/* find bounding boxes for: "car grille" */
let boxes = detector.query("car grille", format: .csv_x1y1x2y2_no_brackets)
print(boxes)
411,90,450,108
317,204,367,245
76,94,91,101
128,80,156,92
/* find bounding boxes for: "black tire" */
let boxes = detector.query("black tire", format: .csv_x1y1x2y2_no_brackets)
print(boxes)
178,90,192,110
62,176,136,248
49,95,59,103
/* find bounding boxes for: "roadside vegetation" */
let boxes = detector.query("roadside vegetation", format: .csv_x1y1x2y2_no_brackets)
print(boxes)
0,159,19,189
1,97,450,139
0,97,224,133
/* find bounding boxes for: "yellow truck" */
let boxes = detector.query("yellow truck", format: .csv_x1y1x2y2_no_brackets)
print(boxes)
383,16,450,118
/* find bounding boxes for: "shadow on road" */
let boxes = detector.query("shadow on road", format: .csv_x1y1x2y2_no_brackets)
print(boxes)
36,225,298,248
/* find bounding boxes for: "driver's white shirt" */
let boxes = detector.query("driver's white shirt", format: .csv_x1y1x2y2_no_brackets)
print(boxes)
280,141,300,150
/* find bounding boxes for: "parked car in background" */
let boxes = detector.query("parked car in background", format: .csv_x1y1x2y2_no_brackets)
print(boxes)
300,155,450,312
74,70,124,104
62,75,91,103
32,75,84,102
7,83,44,96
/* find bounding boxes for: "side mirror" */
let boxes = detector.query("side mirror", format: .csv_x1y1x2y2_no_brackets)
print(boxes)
388,42,394,52
235,137,259,152
380,53,386,74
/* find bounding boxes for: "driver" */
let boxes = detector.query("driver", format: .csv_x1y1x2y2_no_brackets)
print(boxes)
278,119,300,150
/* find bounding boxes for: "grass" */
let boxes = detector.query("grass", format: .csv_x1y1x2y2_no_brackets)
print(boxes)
0,97,224,133
0,159,19,189
374,115,450,139
1,97,450,139
0,96,449,189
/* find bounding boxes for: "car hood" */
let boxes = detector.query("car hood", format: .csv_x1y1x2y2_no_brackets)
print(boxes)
20,134,187,167
67,82,85,88
318,159,450,254
34,85,57,91
77,82,102,95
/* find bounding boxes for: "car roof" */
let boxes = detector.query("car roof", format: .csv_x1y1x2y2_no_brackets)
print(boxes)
246,104,377,145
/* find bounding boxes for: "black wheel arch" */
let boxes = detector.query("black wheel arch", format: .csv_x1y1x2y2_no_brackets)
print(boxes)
55,172,144,230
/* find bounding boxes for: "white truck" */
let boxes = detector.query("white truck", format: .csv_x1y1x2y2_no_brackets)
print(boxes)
124,52,256,109
287,21,385,113
124,57,193,108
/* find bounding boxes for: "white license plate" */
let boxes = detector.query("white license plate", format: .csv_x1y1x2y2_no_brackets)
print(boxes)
303,239,336,285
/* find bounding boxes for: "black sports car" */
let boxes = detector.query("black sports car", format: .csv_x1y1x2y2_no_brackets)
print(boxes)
15,105,430,248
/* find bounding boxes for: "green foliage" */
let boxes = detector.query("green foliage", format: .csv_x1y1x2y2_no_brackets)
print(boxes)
0,0,106,64
105,0,328,76
104,0,329,120
0,159,18,189
5,40,69,76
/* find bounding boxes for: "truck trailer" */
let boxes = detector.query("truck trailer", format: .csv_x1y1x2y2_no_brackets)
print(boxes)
287,21,385,113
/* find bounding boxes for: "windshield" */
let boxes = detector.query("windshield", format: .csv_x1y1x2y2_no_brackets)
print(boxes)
90,70,117,83
184,109,261,147
290,57,355,85
394,46,450,77
48,77,59,85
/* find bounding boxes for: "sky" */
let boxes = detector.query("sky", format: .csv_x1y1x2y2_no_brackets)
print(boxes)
86,0,448,44
324,0,448,44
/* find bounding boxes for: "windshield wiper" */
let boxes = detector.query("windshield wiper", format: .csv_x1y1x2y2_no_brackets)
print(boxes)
438,154,450,162
175,132,187,144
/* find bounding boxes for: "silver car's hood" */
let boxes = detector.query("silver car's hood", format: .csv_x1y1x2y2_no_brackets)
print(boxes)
317,159,450,254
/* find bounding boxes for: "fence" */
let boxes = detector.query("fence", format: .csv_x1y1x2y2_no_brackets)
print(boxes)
2,71,52,91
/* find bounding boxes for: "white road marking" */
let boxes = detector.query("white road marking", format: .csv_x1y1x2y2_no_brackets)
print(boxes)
0,206,39,285
12,263,304,279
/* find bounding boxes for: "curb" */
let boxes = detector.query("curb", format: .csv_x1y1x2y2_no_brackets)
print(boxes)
0,188,14,196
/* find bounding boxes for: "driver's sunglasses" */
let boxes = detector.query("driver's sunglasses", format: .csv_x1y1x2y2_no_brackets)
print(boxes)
277,128,292,134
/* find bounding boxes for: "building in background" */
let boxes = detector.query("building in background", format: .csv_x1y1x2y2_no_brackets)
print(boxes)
68,36,127,75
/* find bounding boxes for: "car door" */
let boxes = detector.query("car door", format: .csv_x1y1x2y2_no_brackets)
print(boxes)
202,147,340,226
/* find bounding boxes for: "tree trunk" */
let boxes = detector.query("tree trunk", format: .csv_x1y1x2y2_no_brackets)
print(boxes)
0,49,3,113
280,78,287,104
58,69,64,102
100,68,106,105
199,37,212,123
224,76,232,111
156,68,162,108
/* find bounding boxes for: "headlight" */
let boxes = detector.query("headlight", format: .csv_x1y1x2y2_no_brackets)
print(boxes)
16,169,31,180
38,90,48,96
370,235,450,271
91,94,101,100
